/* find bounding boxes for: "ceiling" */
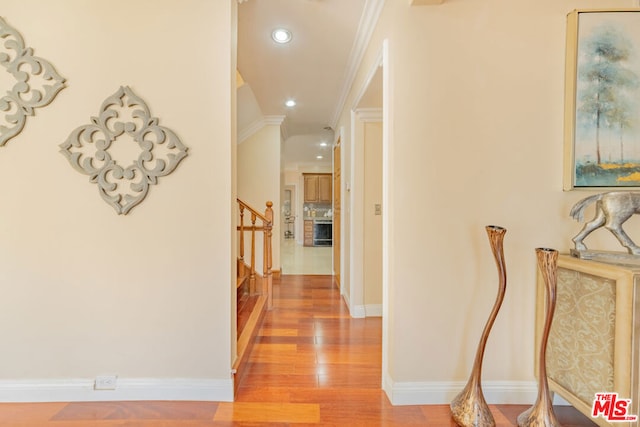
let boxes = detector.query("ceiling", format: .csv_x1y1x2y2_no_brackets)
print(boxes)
236,0,377,169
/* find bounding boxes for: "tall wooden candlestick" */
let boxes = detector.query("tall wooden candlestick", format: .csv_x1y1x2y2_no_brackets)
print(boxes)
517,248,560,427
450,225,507,427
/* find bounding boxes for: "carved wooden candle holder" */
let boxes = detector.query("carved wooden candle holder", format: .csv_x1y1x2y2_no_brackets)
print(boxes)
517,248,560,427
450,225,507,427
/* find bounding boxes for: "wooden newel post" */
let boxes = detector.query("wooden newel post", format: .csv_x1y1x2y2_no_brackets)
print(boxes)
264,201,273,309
238,205,245,277
250,213,257,294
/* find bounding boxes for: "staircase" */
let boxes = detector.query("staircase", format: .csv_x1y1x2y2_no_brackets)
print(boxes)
234,199,273,391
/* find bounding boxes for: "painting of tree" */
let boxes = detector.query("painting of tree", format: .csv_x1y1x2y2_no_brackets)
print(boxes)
571,11,640,187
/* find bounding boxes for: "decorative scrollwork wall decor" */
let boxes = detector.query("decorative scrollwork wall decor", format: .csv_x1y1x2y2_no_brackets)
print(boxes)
59,86,188,215
0,16,66,146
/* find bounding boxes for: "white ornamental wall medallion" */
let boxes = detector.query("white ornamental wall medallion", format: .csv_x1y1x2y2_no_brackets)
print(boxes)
0,16,66,146
59,86,188,215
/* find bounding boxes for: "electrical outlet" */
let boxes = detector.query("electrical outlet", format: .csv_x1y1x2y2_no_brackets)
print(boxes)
94,375,117,390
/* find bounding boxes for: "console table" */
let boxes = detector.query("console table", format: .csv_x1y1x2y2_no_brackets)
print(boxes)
535,255,639,427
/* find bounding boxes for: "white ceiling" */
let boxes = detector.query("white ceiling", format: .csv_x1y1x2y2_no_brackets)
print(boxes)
236,0,376,169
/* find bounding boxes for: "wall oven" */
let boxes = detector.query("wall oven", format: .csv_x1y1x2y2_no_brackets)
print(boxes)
313,219,333,246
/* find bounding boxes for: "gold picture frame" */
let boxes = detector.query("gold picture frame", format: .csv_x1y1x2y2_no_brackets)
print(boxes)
563,9,640,190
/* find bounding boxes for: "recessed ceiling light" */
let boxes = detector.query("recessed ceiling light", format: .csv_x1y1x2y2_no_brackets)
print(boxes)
320,142,328,147
285,99,296,107
316,155,323,159
272,28,292,44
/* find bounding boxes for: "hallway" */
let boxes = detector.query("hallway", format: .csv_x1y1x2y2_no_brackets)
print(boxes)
232,275,596,425
280,239,333,275
0,275,597,425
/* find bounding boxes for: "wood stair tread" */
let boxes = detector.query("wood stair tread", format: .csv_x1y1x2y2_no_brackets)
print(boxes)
237,273,249,289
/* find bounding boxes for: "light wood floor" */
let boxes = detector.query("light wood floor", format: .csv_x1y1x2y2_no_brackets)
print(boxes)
280,239,332,275
0,275,597,426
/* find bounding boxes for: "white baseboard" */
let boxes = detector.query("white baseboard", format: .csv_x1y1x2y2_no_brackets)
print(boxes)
345,302,380,318
0,378,234,403
386,379,539,406
351,304,366,318
1,377,567,407
341,292,365,318
553,393,571,406
365,304,382,317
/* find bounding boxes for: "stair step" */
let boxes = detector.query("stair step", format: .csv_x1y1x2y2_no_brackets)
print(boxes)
237,273,248,289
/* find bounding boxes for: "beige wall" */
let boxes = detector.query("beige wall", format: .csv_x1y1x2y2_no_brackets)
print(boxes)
0,0,236,401
238,124,282,270
363,121,383,310
3,0,638,406
336,0,638,403
346,111,383,316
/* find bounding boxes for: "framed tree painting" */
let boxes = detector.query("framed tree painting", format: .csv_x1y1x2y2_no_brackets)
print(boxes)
564,9,640,190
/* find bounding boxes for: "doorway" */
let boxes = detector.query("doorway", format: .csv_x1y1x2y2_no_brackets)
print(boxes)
347,41,390,398
347,49,384,318
283,185,295,240
280,177,333,275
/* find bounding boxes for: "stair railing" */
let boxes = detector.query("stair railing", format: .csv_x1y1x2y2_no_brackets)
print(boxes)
237,199,273,309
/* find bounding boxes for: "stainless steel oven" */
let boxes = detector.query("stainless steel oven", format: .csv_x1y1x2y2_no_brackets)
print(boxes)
313,219,332,246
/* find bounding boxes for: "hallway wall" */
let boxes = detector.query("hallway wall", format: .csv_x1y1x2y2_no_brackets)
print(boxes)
363,121,383,313
0,0,236,401
238,123,282,271
336,0,639,404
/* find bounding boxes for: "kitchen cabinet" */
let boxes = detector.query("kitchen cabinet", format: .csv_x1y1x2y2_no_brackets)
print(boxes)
318,174,332,203
303,173,332,203
304,175,318,203
303,220,314,246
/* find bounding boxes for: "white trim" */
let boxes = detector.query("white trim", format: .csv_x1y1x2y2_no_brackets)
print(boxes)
351,305,366,318
409,0,445,5
329,0,386,129
387,380,538,406
349,109,365,321
382,372,394,400
341,292,366,318
348,40,389,391
352,50,383,110
354,107,383,122
238,117,263,143
264,115,286,126
554,393,571,406
365,304,382,316
238,115,285,143
0,378,234,403
380,38,392,412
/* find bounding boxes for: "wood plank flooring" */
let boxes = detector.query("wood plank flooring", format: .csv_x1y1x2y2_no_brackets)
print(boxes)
0,274,598,426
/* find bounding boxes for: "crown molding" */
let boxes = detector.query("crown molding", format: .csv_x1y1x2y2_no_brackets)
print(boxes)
238,115,285,143
329,0,385,129
264,115,286,125
355,107,383,122
409,0,444,5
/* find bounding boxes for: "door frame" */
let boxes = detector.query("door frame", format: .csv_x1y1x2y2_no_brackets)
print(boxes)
348,41,388,318
347,39,392,397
